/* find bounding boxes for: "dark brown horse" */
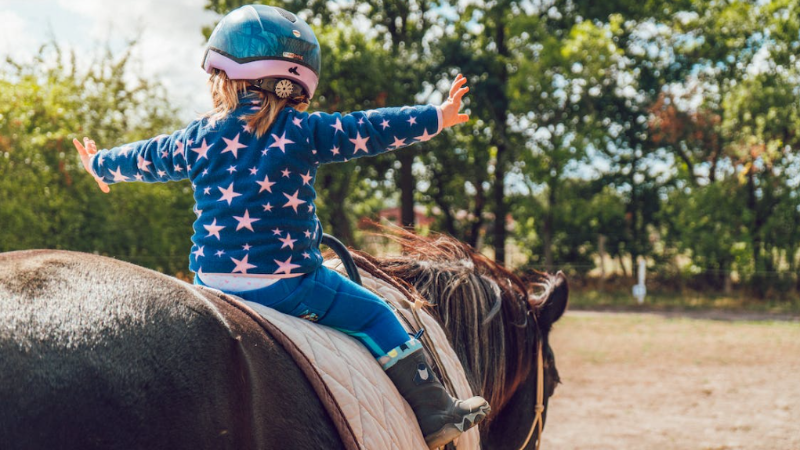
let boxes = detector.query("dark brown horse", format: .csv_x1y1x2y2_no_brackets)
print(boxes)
0,234,566,450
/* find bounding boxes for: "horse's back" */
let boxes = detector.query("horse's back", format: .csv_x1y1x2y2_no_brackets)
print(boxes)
0,250,343,450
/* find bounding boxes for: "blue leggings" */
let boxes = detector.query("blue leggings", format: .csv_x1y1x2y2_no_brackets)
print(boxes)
198,266,412,358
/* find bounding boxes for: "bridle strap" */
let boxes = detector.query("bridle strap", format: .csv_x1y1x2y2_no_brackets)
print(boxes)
518,340,545,450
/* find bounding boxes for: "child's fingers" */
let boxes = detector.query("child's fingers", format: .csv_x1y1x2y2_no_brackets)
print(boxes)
456,113,469,124
96,178,110,193
73,138,87,156
449,75,468,98
451,87,469,108
84,137,98,154
75,137,107,192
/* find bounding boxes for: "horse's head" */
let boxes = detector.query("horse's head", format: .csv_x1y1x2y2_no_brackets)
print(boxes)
526,271,569,444
531,270,569,389
463,267,567,450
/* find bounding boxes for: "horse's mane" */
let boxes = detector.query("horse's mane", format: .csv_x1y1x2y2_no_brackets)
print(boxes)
346,228,556,420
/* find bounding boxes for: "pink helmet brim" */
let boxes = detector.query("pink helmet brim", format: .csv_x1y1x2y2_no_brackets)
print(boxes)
204,51,319,99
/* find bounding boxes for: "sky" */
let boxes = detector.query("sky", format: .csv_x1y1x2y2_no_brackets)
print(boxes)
0,0,219,121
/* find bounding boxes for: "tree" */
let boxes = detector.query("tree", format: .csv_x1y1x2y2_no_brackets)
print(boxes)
0,44,191,274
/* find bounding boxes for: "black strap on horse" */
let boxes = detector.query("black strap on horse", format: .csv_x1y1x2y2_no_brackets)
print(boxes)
321,233,362,286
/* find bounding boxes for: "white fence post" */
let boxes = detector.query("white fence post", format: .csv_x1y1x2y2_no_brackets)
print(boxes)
632,257,647,304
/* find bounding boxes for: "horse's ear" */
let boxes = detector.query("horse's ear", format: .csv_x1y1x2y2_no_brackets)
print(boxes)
537,271,568,331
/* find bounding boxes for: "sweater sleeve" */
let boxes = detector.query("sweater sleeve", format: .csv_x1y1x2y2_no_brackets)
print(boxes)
302,105,443,165
89,126,193,184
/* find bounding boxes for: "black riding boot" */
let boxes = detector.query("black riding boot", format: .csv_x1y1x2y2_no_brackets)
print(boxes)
385,348,490,449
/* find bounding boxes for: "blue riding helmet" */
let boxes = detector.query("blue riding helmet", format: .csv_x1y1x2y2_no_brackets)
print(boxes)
202,4,321,99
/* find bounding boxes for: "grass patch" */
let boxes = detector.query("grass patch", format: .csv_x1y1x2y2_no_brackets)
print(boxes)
569,288,800,315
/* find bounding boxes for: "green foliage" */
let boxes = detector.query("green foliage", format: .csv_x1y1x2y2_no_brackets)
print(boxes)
513,182,628,275
0,44,192,274
311,23,415,245
660,180,745,284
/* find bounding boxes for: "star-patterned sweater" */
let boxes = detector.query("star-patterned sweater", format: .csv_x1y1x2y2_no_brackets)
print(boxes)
90,94,442,277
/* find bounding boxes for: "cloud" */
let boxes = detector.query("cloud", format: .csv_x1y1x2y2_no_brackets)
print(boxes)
55,0,219,120
0,11,37,62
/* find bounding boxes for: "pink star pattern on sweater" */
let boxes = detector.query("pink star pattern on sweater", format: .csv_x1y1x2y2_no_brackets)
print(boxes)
269,132,294,153
350,132,370,154
256,175,276,193
231,254,257,273
233,209,260,231
218,182,241,205
274,256,300,275
283,190,306,213
221,133,247,158
192,139,211,160
204,219,225,240
279,233,297,249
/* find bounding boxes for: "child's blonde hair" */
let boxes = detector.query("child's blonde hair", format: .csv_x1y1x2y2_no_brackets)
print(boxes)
206,70,308,138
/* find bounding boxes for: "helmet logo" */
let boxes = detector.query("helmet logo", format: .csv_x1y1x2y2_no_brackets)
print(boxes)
288,66,299,76
283,52,304,61
275,80,294,98
292,29,301,37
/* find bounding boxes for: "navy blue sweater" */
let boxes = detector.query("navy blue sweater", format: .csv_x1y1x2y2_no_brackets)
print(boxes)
91,96,441,276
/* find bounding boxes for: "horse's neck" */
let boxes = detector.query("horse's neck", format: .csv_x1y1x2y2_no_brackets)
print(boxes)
455,312,537,449
483,370,539,450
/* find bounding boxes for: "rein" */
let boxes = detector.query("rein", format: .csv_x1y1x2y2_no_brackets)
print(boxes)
517,339,545,450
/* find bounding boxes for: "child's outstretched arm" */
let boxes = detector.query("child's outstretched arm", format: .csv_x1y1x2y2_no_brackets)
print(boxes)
304,74,470,165
74,128,192,190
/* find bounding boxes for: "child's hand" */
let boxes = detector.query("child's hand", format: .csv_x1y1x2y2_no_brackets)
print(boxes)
440,74,470,129
73,137,110,193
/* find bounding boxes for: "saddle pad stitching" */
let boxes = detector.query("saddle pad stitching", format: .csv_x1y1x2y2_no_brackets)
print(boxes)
259,302,422,448
270,309,411,448
196,286,363,450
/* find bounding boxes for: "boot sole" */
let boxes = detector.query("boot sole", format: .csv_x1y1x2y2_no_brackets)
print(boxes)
424,404,491,449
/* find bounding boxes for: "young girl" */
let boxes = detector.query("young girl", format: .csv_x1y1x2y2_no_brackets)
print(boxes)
74,4,488,447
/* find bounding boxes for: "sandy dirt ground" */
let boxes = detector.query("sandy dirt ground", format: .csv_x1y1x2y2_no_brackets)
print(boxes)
542,310,800,450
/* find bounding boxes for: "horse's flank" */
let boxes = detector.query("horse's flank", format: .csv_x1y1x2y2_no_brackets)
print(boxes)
0,249,345,450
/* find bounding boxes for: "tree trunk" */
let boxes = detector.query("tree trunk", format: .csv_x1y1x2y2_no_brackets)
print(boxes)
493,153,507,266
492,9,509,266
723,260,732,294
543,179,557,271
320,172,354,246
543,221,553,272
467,180,485,248
628,156,640,281
618,253,628,278
598,234,607,291
398,151,415,228
429,168,458,237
